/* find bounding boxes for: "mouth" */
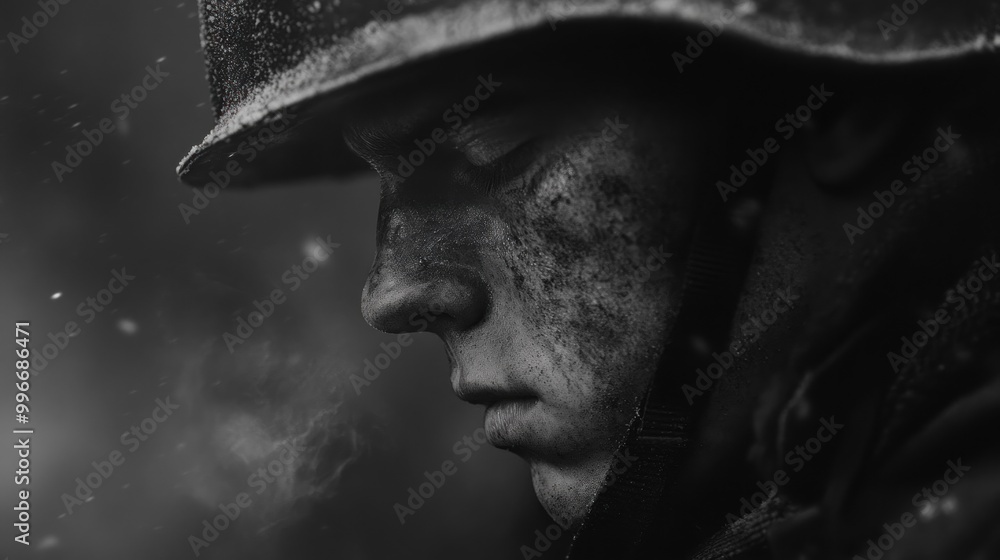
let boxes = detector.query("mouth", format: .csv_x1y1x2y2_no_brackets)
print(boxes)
454,383,539,450
483,398,539,449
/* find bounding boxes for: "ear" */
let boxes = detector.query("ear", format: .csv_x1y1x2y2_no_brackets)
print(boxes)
802,99,916,194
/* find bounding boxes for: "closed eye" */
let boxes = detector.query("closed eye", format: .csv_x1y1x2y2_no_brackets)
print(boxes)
459,137,540,195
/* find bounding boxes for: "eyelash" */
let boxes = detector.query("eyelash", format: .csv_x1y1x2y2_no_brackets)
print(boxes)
463,138,539,196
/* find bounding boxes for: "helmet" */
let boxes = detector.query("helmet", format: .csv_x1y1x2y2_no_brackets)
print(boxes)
176,0,999,187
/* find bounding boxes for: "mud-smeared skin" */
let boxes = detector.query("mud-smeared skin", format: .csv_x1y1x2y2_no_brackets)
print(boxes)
345,85,713,526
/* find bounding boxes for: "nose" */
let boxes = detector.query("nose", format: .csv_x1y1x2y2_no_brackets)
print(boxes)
361,206,490,336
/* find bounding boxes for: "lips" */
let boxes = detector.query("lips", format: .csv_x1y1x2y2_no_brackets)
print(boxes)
483,398,538,449
454,381,539,449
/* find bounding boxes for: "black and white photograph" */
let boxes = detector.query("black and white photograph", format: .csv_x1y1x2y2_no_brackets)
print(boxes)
2,1,999,559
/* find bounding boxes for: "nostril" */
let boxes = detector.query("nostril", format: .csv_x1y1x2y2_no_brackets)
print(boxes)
361,269,489,335
361,275,414,333
429,276,489,331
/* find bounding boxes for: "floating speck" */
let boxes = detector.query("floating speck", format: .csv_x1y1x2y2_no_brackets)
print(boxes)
117,318,139,335
38,534,59,549
304,237,335,262
941,496,958,514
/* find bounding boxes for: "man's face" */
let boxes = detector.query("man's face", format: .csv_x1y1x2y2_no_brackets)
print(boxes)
345,76,710,525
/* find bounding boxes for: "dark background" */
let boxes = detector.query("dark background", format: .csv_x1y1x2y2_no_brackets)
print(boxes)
0,2,562,558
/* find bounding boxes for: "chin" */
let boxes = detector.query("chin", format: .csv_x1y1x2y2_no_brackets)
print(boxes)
528,453,613,530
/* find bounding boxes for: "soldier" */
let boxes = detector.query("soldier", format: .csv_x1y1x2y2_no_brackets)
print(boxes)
178,1,1000,558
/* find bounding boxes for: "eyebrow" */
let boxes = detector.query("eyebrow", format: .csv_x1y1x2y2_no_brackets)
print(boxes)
344,108,451,168
343,85,533,165
343,118,415,162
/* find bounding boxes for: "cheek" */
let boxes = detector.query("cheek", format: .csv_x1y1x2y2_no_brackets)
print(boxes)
492,138,679,411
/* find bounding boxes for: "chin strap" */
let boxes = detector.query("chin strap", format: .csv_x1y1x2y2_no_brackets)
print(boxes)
566,175,771,559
